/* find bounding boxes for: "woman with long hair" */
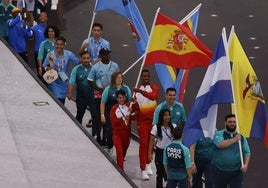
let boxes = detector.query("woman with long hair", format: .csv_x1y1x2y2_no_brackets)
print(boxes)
148,109,176,188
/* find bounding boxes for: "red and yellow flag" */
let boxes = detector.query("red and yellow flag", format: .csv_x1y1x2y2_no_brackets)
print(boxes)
144,13,212,69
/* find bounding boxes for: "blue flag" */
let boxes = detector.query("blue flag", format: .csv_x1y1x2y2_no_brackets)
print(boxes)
94,0,148,55
182,30,233,147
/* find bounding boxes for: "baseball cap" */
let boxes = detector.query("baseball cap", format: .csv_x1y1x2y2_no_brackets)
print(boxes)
99,48,111,56
11,7,21,14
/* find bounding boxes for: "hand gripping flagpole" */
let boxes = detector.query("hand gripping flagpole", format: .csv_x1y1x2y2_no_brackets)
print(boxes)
129,7,161,108
227,26,245,168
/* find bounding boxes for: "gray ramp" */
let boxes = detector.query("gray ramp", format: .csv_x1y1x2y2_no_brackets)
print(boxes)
0,39,133,188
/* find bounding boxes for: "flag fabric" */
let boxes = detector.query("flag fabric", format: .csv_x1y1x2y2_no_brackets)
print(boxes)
177,8,200,102
94,0,148,55
181,8,199,35
94,0,127,17
183,30,233,147
143,12,212,69
128,19,141,41
229,30,268,147
154,64,178,95
154,7,200,102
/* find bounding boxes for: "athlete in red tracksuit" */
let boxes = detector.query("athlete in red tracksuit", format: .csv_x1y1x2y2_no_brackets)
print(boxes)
133,69,159,180
110,89,139,170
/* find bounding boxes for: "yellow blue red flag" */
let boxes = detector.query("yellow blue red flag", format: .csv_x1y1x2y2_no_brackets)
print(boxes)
229,29,268,147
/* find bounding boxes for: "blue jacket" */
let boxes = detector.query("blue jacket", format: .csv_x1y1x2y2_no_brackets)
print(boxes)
7,15,32,53
31,23,47,52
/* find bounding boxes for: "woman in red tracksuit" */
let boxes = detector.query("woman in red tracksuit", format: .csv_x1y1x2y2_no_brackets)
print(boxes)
110,89,139,170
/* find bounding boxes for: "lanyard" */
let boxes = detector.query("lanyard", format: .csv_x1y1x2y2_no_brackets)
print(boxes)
90,38,101,59
54,51,65,71
118,105,128,125
118,105,126,118
162,127,172,141
57,60,64,71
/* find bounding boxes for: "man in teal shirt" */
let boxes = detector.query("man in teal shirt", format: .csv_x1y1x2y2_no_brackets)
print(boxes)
152,87,186,127
212,114,251,188
67,51,97,129
190,137,215,188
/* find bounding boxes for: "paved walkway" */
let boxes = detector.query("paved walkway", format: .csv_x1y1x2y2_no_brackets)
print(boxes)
0,39,135,188
65,99,157,188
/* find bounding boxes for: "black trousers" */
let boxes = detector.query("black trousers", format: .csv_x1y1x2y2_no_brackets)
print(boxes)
155,147,167,188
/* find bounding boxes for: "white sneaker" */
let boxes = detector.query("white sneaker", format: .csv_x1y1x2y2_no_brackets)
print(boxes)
146,163,153,175
141,170,149,180
107,148,113,156
164,180,168,187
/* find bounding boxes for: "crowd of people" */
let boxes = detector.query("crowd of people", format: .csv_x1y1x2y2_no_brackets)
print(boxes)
0,1,251,188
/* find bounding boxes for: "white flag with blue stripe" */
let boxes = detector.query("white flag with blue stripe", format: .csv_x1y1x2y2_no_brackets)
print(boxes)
183,29,233,147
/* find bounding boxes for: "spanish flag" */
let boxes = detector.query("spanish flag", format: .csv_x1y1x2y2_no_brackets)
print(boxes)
143,12,212,69
229,28,268,147
154,4,202,103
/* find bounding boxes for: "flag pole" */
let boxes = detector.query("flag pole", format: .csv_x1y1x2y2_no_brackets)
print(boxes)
22,0,27,19
87,0,99,39
227,25,245,167
122,54,145,75
176,3,202,102
134,7,161,88
22,0,26,8
179,3,201,24
129,7,160,109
